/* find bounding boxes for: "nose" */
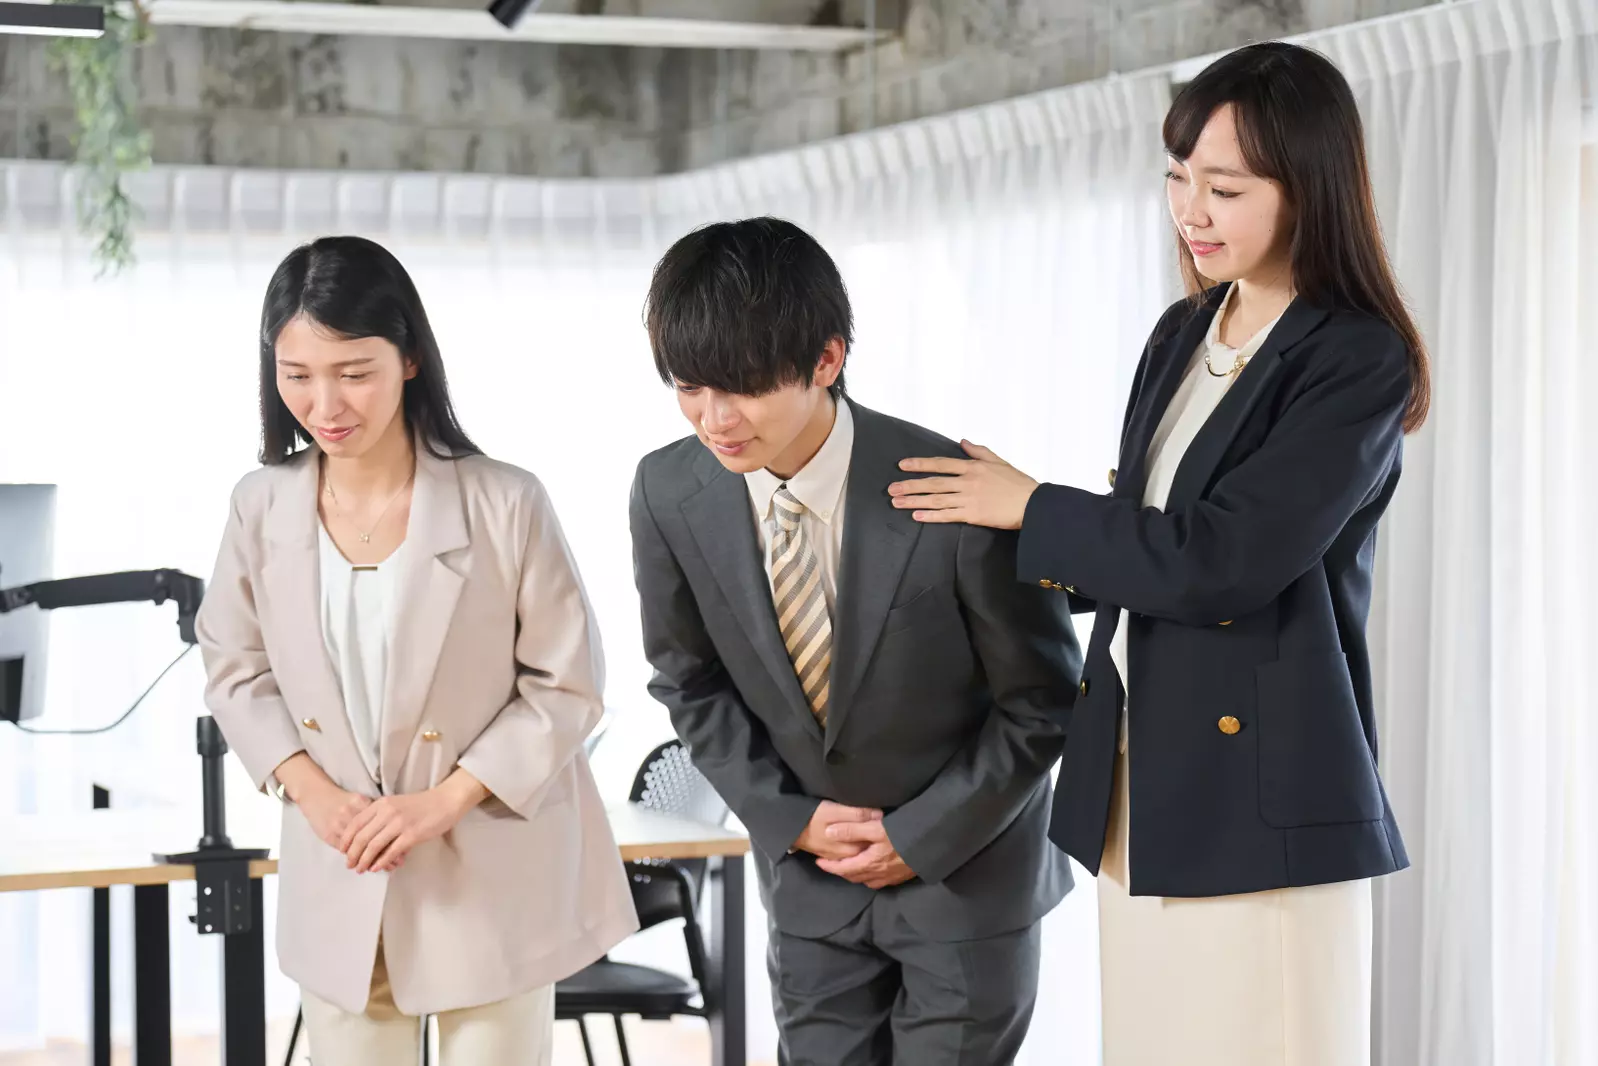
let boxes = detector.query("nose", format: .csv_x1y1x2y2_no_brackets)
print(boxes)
308,380,344,424
1176,185,1209,232
701,391,740,436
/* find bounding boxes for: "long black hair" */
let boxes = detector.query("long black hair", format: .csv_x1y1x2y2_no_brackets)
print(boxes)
1165,42,1431,433
257,235,480,464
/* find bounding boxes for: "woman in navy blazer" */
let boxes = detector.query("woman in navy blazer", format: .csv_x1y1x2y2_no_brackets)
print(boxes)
890,43,1430,1066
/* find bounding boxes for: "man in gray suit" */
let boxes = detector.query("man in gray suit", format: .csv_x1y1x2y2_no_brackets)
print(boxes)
629,218,1082,1065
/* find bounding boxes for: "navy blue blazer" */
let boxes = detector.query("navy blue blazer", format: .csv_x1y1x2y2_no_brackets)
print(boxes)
1018,284,1413,897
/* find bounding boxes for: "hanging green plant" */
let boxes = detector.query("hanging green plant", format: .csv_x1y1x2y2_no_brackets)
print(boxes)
47,0,154,276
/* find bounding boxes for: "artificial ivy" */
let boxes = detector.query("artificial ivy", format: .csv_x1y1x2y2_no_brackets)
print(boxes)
47,0,153,276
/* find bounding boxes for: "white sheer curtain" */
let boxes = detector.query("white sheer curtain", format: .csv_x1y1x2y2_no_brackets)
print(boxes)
1302,2,1598,1064
6,0,1592,1057
0,71,1172,1061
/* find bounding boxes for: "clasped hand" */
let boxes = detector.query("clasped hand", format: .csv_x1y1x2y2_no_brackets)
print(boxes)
287,755,484,874
336,789,472,873
796,800,916,890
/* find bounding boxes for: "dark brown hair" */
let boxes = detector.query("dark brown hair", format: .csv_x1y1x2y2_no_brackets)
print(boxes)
644,217,852,399
258,236,480,465
1165,42,1430,432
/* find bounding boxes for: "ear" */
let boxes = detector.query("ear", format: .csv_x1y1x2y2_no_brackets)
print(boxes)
813,336,847,389
402,356,420,382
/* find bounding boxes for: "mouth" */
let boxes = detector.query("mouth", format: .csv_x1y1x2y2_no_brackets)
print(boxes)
315,425,357,443
708,438,751,457
1187,238,1225,257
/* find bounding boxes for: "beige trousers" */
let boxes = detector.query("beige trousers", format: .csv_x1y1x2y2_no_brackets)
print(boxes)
1098,743,1373,1066
301,942,554,1066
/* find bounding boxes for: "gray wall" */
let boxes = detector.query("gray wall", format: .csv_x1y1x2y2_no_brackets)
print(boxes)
0,0,1430,178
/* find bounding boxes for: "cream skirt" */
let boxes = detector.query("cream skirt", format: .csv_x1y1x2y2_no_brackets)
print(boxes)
1098,742,1373,1066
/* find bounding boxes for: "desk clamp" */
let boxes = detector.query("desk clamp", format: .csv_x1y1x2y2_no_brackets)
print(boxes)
155,717,270,936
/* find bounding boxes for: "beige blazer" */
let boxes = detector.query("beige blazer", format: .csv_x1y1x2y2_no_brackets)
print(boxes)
196,445,638,1016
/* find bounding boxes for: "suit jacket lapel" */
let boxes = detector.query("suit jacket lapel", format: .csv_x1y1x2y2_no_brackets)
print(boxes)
258,450,376,792
827,403,921,753
680,449,821,740
380,446,470,790
1163,298,1329,509
1117,289,1220,502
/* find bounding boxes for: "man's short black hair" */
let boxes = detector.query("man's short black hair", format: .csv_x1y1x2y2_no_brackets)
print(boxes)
644,217,852,398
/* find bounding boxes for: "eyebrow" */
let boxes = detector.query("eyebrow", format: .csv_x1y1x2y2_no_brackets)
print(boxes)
1169,157,1256,180
276,356,377,369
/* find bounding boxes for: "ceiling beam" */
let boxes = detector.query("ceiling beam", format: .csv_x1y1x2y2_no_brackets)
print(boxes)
115,0,891,49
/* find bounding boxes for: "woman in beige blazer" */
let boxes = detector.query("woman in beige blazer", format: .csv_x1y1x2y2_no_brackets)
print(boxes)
196,235,638,1065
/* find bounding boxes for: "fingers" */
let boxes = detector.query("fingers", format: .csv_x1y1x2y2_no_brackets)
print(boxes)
826,820,887,845
345,810,392,868
374,842,410,873
960,439,999,461
338,800,382,853
815,857,867,881
891,493,963,511
906,507,968,524
355,824,404,874
817,843,888,880
821,802,882,823
888,475,960,497
812,843,869,864
897,457,971,476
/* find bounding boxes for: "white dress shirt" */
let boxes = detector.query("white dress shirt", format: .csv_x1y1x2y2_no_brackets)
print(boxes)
744,397,855,615
318,525,404,783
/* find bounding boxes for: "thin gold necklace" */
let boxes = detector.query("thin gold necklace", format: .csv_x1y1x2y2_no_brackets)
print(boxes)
1204,345,1249,379
323,464,413,544
1207,286,1293,378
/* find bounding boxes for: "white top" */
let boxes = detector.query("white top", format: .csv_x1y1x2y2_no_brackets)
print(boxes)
744,397,854,614
318,526,404,782
1110,285,1285,743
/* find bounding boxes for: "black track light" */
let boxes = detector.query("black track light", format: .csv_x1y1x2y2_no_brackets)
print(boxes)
488,0,545,31
0,1,105,37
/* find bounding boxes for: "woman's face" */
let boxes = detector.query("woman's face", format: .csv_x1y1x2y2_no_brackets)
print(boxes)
275,315,416,459
1165,104,1295,287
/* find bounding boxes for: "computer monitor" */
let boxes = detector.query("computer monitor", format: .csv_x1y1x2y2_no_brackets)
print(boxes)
0,485,56,723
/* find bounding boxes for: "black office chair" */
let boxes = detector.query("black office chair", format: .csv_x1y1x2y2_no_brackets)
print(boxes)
555,740,731,1066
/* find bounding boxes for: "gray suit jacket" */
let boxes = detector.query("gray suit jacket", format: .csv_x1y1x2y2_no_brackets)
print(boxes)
630,401,1082,942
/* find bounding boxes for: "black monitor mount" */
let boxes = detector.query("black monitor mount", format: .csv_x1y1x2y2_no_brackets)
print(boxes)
0,565,268,936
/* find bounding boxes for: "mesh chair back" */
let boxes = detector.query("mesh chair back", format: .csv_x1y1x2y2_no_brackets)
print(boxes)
627,741,729,933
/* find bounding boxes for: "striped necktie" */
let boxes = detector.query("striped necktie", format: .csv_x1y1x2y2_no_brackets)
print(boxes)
768,484,833,727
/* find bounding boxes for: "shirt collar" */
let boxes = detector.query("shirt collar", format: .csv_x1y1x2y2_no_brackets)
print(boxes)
1205,282,1287,361
745,397,855,527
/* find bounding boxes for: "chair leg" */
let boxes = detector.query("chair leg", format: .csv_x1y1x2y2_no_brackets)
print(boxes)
613,1015,632,1066
284,1006,303,1066
575,1017,597,1066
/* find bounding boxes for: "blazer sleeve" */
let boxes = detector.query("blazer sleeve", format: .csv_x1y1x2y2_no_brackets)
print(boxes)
880,523,1082,885
1016,321,1410,626
630,461,820,861
455,481,605,820
195,487,307,791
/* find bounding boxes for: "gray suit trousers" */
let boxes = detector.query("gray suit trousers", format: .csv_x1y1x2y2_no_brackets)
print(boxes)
767,893,1042,1066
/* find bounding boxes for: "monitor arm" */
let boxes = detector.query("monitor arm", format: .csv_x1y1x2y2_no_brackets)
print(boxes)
0,568,205,645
